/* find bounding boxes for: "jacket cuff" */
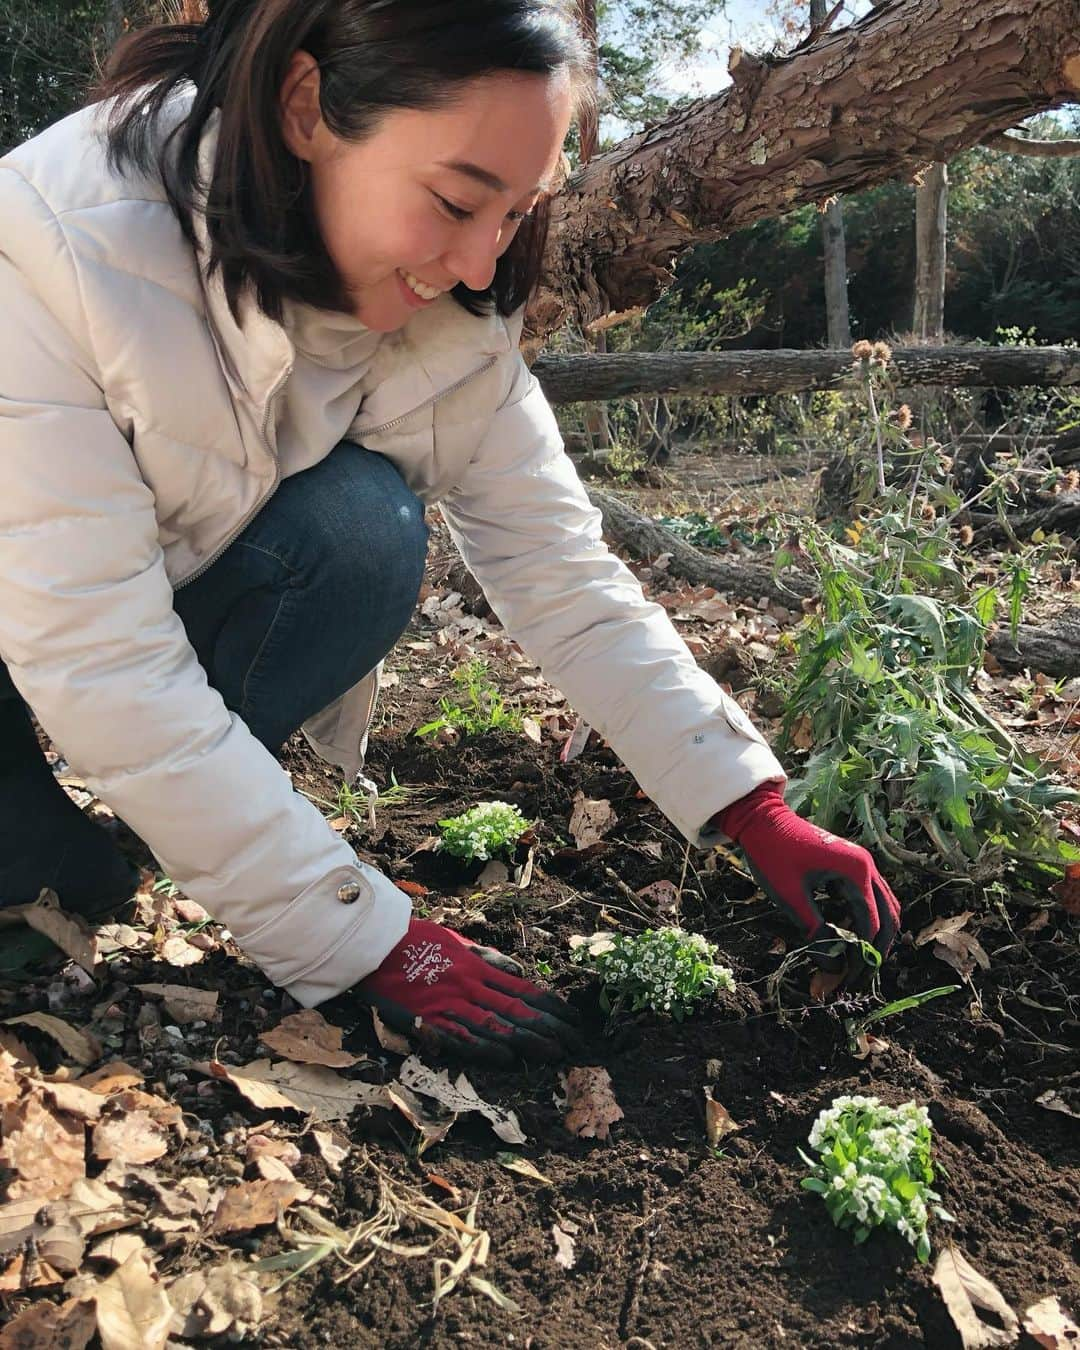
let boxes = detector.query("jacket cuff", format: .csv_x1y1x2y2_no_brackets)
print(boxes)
236,861,411,1007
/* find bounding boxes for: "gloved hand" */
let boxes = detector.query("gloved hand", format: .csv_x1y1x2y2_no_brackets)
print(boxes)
356,918,583,1066
715,783,901,988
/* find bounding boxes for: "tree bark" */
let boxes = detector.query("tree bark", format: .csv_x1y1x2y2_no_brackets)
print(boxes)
913,162,949,341
590,488,1080,675
530,0,1080,338
532,345,1080,404
810,0,852,348
972,493,1080,546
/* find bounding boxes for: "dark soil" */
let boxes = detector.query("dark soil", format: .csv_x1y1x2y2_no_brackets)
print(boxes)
256,695,1080,1349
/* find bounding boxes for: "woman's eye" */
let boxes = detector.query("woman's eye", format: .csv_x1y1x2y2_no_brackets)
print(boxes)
434,194,473,221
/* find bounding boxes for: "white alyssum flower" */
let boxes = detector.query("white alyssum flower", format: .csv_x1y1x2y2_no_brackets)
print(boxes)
438,801,529,861
799,1095,952,1264
571,926,735,1020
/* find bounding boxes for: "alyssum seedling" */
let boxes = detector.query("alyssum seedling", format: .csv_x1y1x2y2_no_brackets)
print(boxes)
438,801,529,862
800,1095,953,1262
571,927,735,1020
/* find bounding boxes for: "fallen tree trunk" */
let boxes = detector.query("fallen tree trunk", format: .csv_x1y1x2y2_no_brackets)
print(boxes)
533,0,1080,334
972,493,1080,546
533,346,1080,405
590,487,1080,675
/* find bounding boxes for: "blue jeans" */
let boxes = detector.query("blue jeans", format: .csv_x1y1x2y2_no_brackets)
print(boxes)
1,442,429,755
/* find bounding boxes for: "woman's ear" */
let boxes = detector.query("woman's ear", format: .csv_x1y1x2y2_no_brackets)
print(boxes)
279,50,324,162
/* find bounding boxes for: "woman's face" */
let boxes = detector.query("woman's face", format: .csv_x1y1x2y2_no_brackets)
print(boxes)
281,60,574,331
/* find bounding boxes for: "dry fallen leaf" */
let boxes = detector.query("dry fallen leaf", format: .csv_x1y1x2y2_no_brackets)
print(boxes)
0,1294,96,1349
260,1010,359,1069
77,1062,143,1095
41,1079,105,1120
92,1110,169,1166
245,1134,302,1168
932,1245,1020,1348
167,1263,264,1340
132,984,219,1026
89,1232,150,1268
386,1081,456,1154
1023,1296,1080,1348
1050,862,1080,915
568,791,617,849
0,1093,86,1199
3,1013,101,1066
635,880,680,918
809,968,846,1002
561,1066,624,1141
552,1222,577,1269
210,1179,305,1234
1035,1090,1080,1121
203,1058,390,1122
933,931,992,980
158,935,204,967
371,1008,412,1056
496,1153,553,1185
0,1253,63,1294
18,889,99,975
0,1031,38,1070
915,911,976,946
94,1248,173,1350
703,1089,741,1148
852,1031,891,1060
0,1196,83,1274
310,1129,350,1173
399,1055,527,1145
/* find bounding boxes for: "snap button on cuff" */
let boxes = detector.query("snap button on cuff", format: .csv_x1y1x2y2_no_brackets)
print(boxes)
337,881,362,905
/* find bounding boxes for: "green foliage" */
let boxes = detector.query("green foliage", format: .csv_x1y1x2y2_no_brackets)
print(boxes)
799,1096,953,1263
570,927,735,1020
416,660,523,740
438,801,529,862
777,353,1078,892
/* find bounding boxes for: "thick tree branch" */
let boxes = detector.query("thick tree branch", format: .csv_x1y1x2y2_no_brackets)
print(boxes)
984,130,1080,157
531,0,1080,338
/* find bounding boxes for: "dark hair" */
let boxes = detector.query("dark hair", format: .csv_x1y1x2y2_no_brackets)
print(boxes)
91,0,592,323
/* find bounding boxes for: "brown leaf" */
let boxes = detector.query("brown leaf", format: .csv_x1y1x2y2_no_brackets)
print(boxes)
41,1080,105,1120
393,880,429,898
635,880,680,918
1051,862,1080,915
703,1089,741,1148
0,1051,21,1106
19,890,99,975
66,1177,135,1238
157,935,204,967
0,1094,86,1200
92,1111,169,1166
77,1062,143,1095
852,1032,891,1060
933,931,991,980
552,1222,577,1269
568,791,617,849
1035,1090,1080,1121
259,1010,359,1069
0,1253,63,1294
561,1066,624,1141
932,1245,1019,1348
210,1179,304,1234
245,1134,302,1168
310,1129,350,1173
399,1056,527,1145
809,968,846,1002
167,1264,264,1340
132,984,218,1025
0,1031,38,1070
0,1295,96,1349
3,1013,101,1067
1022,1296,1080,1348
371,1008,412,1056
202,1058,389,1122
111,1090,183,1130
0,1197,83,1273
172,897,210,924
88,1232,149,1268
94,1248,173,1350
915,911,975,946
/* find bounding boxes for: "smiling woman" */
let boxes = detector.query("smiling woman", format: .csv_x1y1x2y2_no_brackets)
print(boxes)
94,0,594,325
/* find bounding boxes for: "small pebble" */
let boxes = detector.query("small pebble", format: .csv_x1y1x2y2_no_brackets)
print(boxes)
162,1024,185,1043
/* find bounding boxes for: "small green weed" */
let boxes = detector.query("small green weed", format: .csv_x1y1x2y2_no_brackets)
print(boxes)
438,801,530,862
417,660,523,740
570,927,734,1020
800,1095,953,1262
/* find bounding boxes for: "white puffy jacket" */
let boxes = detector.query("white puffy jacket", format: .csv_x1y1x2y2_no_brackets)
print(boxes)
0,93,784,1004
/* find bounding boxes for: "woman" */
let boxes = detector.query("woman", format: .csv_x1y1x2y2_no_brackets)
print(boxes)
0,0,899,1066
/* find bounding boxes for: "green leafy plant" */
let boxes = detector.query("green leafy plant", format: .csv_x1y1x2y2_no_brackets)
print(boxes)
438,801,529,862
417,660,523,740
570,927,734,1020
800,1095,953,1263
773,345,1077,893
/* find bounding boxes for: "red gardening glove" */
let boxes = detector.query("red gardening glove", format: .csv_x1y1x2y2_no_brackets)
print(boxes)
356,919,583,1066
716,783,901,987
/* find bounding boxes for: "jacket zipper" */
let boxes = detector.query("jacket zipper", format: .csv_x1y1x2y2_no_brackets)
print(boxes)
173,353,498,590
